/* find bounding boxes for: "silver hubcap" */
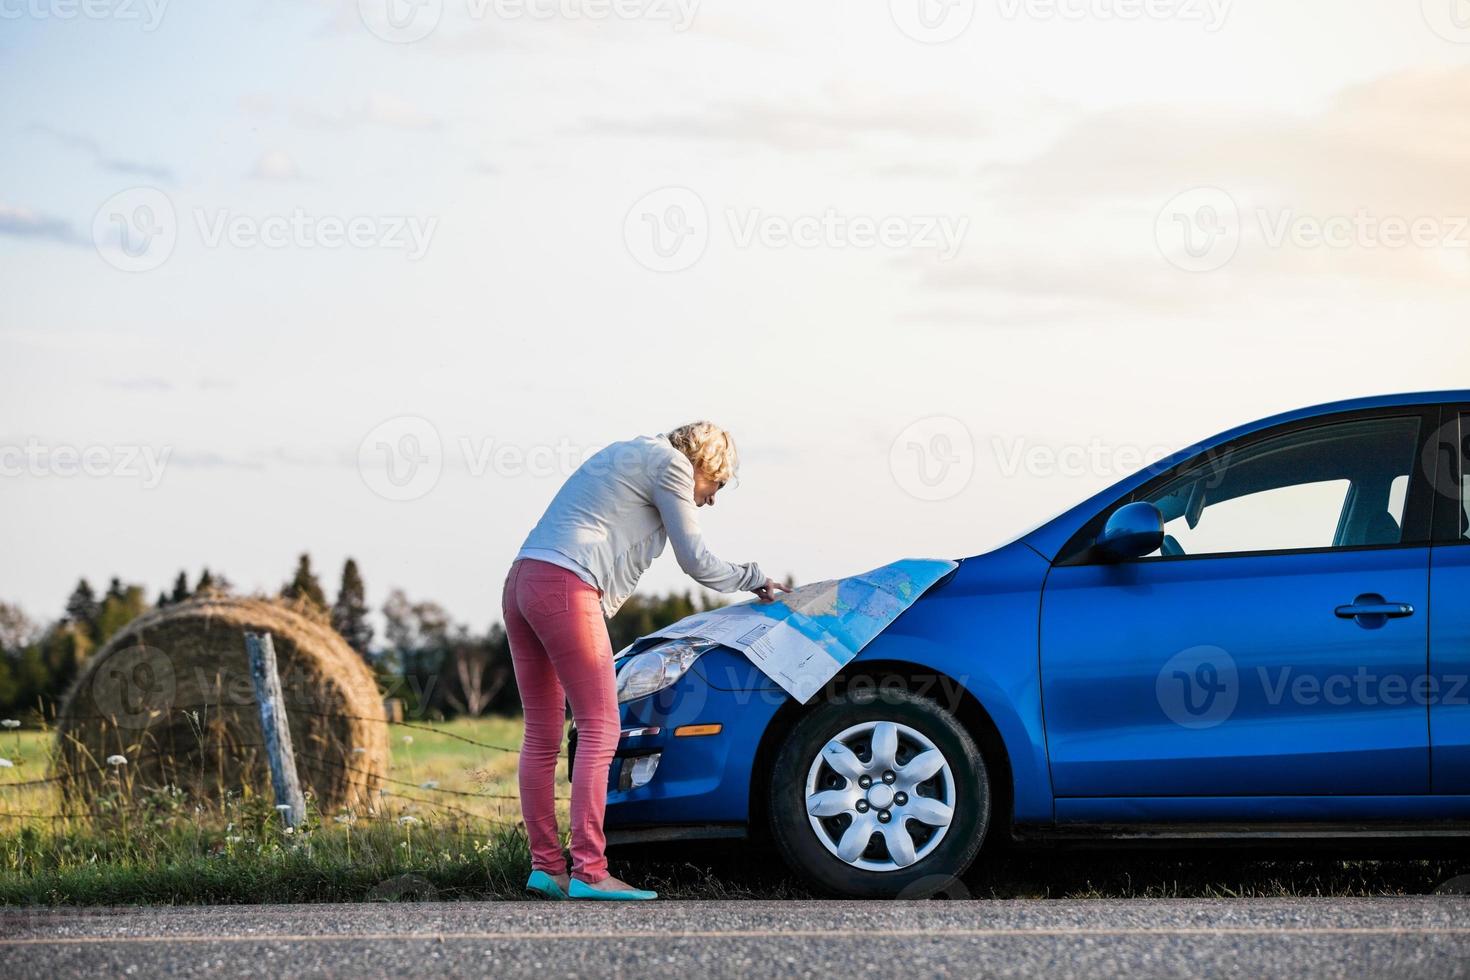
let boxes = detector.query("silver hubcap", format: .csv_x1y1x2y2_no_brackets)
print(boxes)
803,720,956,872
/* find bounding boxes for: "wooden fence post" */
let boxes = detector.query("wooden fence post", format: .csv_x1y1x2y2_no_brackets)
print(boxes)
245,631,306,828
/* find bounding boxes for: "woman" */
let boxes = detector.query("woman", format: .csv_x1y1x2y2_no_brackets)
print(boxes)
503,421,787,900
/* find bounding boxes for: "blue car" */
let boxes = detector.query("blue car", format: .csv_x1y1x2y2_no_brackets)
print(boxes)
595,391,1470,897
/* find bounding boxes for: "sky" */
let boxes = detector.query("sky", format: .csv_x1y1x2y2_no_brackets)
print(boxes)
2,0,1469,633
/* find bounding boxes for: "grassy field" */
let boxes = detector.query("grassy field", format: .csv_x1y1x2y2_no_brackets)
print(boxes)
3,718,1470,904
0,717,551,905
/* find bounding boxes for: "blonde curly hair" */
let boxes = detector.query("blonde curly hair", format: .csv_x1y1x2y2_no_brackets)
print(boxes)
666,421,739,485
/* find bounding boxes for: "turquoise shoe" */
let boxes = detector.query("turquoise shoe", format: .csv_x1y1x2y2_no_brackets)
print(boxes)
569,877,658,901
525,870,569,900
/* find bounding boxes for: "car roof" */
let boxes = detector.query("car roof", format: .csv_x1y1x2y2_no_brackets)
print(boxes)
1018,390,1470,561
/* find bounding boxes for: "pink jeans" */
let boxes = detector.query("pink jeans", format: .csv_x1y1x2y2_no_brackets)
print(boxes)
502,558,617,882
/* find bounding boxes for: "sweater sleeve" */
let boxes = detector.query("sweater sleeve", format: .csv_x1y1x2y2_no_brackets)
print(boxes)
652,453,766,594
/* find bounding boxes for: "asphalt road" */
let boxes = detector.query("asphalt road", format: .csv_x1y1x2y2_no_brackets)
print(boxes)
5,896,1470,979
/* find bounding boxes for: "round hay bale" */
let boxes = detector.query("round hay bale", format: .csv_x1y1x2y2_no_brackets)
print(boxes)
56,596,388,814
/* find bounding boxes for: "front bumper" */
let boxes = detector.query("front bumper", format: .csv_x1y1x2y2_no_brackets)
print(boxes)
586,647,789,834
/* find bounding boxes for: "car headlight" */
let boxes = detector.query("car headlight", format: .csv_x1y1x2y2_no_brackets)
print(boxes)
615,637,716,704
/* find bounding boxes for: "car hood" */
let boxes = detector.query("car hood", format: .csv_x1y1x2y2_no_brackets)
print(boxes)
628,558,959,703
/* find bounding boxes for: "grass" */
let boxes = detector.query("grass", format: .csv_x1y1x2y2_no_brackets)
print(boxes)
0,716,802,904
4,719,1470,904
0,717,551,905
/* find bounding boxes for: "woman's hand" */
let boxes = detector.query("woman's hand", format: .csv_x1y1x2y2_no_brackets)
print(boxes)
752,578,792,603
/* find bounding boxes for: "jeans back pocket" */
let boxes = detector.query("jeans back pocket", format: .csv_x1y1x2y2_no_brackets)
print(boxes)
522,577,569,618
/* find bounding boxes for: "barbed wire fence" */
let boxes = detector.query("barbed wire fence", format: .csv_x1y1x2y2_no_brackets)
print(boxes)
0,704,571,830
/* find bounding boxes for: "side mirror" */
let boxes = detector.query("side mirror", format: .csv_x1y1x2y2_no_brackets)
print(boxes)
1095,502,1165,561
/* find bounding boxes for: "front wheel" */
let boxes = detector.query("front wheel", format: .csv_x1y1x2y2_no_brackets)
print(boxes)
768,687,989,898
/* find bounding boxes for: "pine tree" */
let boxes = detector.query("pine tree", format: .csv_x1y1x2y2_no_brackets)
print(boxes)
196,568,216,594
155,591,169,609
331,558,373,659
170,571,191,604
64,579,99,639
282,553,327,611
95,583,148,644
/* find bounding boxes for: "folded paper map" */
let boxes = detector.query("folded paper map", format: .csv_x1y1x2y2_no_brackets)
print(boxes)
640,558,959,703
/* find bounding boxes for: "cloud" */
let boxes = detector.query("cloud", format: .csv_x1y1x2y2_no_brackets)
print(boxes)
242,92,444,132
0,327,143,353
101,377,175,392
895,66,1470,326
897,306,1115,329
26,124,175,183
165,446,349,470
0,205,87,247
250,149,302,181
165,451,266,470
679,12,787,49
579,84,987,149
873,161,969,179
994,67,1470,214
362,93,443,131
901,248,1213,314
98,376,234,392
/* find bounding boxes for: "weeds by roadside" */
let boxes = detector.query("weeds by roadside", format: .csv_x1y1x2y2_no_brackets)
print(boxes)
5,719,1470,904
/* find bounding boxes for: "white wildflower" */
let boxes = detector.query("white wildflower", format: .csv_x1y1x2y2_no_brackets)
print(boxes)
0,758,12,768
402,735,413,745
106,755,128,766
397,814,420,826
1,719,19,729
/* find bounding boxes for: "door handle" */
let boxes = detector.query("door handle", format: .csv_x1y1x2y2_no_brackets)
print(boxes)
1334,592,1414,627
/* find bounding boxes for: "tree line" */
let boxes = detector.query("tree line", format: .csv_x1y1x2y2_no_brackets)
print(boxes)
0,555,726,721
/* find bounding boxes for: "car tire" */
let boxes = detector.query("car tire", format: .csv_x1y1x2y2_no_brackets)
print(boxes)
768,686,989,898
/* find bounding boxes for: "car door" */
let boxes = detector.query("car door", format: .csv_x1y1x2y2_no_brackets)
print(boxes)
1040,409,1438,815
1430,407,1470,792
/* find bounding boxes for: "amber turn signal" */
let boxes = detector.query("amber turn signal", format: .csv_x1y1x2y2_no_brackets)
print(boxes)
673,723,723,737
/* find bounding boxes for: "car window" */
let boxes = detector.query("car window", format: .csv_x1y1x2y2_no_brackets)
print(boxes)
1161,479,1351,554
1461,413,1469,541
1388,474,1409,525
1135,416,1421,558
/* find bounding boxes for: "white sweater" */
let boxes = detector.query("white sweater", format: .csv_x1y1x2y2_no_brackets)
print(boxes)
515,435,766,618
